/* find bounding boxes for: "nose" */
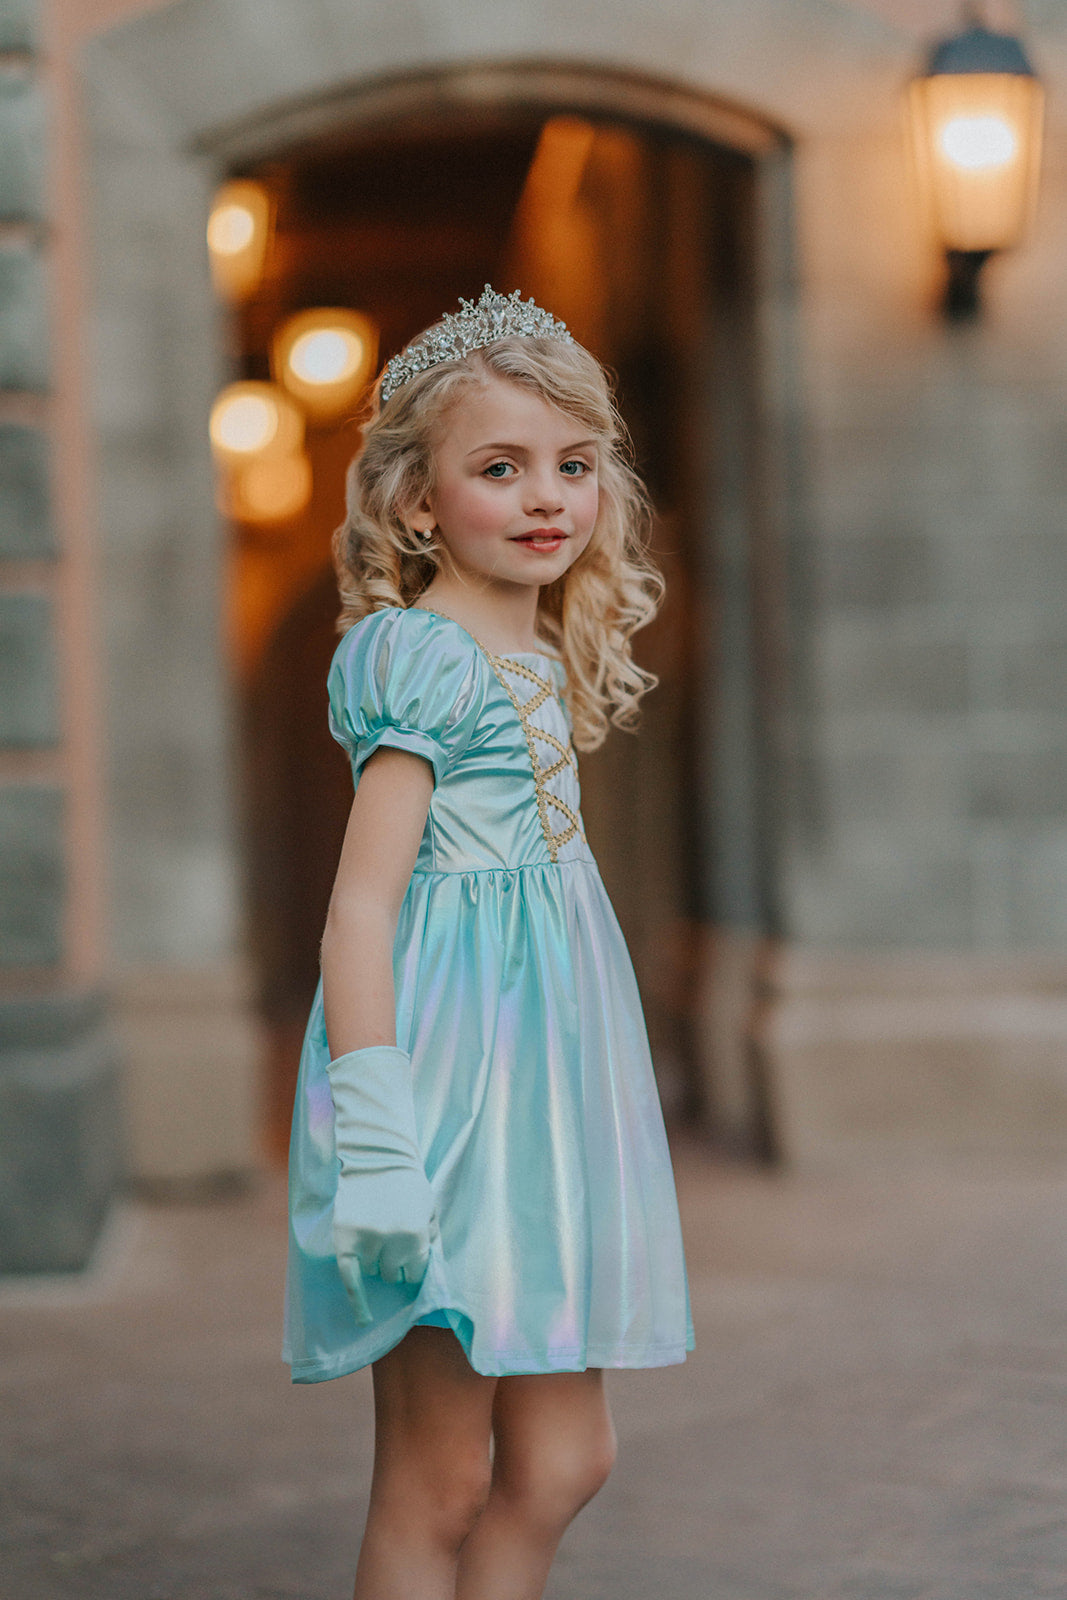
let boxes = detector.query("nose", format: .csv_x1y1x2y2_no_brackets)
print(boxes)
523,464,565,517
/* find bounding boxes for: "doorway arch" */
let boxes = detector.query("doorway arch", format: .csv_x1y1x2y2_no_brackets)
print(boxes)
84,36,802,1175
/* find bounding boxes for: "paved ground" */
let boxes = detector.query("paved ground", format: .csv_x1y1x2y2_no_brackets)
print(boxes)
4,1136,1067,1600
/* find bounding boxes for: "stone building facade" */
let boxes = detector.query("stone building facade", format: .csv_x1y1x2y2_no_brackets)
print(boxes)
4,0,1067,1269
0,0,122,1270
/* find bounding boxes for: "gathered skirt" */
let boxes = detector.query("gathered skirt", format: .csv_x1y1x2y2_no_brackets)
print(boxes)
283,858,694,1381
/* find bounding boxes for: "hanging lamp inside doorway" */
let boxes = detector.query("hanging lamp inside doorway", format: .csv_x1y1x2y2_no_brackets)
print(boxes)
908,8,1044,320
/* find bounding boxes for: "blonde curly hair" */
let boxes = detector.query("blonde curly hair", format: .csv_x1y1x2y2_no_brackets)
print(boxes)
332,333,663,751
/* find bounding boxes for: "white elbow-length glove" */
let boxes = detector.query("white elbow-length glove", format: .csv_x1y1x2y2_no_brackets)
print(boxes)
326,1044,439,1325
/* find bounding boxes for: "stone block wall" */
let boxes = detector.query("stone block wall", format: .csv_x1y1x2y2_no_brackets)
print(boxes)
787,129,1067,954
0,2,122,1272
760,122,1067,1170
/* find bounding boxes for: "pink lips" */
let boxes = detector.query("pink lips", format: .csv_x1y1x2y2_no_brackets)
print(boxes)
512,528,567,550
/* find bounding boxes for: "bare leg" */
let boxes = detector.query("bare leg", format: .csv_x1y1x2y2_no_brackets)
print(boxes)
353,1327,497,1600
455,1369,617,1600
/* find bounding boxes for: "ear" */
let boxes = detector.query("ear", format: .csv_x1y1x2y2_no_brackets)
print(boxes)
405,491,436,536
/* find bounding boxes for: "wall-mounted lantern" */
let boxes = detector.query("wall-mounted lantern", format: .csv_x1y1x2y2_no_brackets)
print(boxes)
272,308,378,421
908,15,1044,319
207,179,273,302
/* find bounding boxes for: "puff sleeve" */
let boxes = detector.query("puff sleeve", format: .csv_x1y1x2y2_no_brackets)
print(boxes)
327,608,486,787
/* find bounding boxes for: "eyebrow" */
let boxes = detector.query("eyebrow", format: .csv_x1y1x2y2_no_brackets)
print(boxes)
465,439,598,459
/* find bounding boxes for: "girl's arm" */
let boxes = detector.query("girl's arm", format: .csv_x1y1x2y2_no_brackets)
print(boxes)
320,746,434,1058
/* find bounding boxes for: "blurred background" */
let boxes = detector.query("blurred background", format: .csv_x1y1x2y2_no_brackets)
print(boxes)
3,0,1067,1274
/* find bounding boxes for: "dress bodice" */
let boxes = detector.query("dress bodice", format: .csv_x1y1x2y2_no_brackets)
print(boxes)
327,606,594,874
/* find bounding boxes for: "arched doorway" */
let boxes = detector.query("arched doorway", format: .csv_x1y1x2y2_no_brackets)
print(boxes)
217,78,791,1160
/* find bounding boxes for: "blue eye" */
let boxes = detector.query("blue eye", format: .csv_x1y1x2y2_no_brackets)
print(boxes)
484,461,512,478
560,460,588,476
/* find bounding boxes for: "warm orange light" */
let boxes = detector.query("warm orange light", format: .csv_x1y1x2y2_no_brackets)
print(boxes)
290,329,362,385
222,450,313,524
207,180,272,301
909,71,1044,253
939,114,1016,171
503,116,601,346
209,382,304,465
208,202,256,255
272,308,378,420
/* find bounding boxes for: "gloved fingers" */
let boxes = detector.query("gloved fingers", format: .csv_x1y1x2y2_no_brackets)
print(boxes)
379,1234,428,1285
377,1237,407,1284
355,1240,383,1277
407,1241,431,1285
337,1255,374,1326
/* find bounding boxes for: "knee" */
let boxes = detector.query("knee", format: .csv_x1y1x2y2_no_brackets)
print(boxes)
571,1422,617,1508
505,1422,617,1533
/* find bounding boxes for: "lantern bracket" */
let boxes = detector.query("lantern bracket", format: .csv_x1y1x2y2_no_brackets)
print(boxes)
943,249,992,321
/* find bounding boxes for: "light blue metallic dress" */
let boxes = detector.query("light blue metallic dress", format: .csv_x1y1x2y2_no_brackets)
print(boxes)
284,604,695,1381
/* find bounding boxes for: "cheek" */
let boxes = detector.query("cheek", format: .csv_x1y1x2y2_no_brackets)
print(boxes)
576,478,600,530
444,480,507,537
567,482,600,558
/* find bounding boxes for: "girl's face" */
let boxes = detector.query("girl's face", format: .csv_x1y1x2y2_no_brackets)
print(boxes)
410,375,600,594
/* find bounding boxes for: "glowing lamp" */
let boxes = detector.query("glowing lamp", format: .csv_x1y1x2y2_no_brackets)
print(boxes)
207,180,272,301
272,308,378,420
909,20,1044,319
221,450,314,525
209,382,304,466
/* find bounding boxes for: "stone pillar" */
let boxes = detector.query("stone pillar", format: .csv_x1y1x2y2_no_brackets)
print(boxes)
81,14,263,1191
0,0,122,1271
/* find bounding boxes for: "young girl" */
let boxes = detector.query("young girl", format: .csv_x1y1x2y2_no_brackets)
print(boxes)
284,286,694,1600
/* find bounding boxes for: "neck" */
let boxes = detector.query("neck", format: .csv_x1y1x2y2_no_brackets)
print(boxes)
416,574,542,654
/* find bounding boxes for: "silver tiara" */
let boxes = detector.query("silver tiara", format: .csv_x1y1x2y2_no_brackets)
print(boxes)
378,285,573,404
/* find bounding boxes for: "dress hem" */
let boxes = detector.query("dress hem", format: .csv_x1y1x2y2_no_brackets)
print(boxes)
285,1333,695,1384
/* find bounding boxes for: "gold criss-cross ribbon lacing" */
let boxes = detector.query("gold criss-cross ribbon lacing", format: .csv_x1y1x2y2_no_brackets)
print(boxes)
483,653,584,864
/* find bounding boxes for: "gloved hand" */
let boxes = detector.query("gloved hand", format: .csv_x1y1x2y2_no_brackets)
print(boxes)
326,1044,438,1325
